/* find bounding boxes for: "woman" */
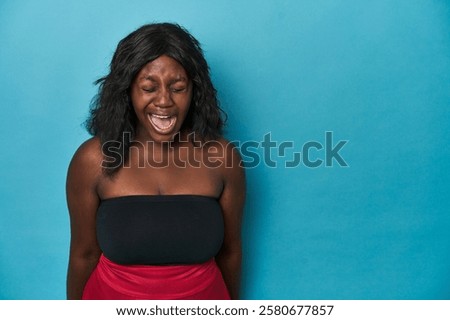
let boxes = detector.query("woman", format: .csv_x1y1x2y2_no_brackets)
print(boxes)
66,23,245,300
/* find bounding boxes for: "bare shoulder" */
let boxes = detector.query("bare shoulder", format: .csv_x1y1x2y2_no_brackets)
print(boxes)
204,137,243,170
67,137,103,191
223,137,244,172
211,137,245,187
69,137,103,168
70,137,103,165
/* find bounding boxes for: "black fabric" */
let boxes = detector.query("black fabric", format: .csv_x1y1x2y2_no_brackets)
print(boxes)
96,195,224,265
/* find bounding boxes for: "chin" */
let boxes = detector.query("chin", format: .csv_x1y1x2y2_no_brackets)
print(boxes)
149,129,183,144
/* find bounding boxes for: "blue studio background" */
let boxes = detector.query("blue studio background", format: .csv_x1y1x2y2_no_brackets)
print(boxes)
1,0,449,299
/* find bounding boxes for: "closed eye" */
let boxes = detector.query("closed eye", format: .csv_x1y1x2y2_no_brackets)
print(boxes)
171,87,186,93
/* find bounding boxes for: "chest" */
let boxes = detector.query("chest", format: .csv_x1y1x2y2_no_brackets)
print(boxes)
98,145,224,199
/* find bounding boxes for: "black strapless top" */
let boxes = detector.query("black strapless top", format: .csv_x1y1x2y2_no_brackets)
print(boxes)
96,195,224,265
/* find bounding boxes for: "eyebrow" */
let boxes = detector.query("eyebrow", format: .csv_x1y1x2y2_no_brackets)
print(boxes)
141,75,188,83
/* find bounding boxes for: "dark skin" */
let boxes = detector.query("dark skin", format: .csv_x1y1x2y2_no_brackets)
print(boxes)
66,56,245,299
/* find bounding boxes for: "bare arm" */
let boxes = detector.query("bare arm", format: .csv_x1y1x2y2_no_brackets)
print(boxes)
216,141,246,299
66,138,103,299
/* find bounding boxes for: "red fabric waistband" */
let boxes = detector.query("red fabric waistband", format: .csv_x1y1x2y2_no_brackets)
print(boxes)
82,254,230,300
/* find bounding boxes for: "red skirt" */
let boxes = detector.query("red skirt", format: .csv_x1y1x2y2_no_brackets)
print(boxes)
82,254,230,300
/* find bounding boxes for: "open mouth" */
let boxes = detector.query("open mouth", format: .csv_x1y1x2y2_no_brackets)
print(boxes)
147,113,177,134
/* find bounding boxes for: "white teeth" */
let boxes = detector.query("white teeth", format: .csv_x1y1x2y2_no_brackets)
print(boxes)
147,113,176,133
152,114,171,118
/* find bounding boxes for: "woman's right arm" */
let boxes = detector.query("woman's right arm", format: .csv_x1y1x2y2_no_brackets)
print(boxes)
66,138,103,299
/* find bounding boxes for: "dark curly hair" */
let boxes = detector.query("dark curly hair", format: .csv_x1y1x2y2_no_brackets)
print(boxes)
86,22,225,176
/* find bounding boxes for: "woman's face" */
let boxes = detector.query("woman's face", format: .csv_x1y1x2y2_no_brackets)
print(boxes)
130,55,192,143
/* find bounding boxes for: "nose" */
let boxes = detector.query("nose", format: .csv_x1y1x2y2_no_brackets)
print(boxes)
154,87,173,108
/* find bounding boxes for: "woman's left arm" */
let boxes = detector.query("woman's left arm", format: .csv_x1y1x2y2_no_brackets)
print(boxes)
216,141,246,299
